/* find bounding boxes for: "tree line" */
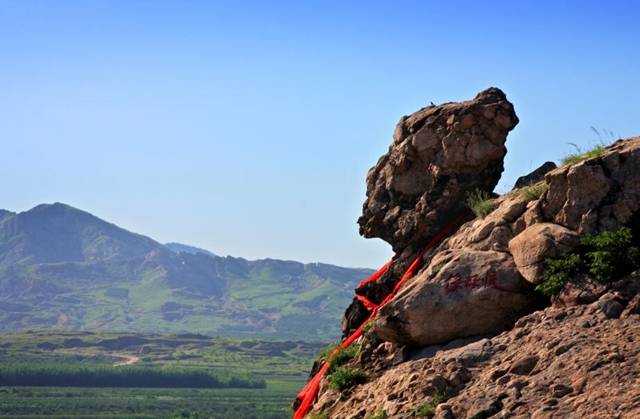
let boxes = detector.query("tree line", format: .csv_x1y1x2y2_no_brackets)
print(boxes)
0,364,265,389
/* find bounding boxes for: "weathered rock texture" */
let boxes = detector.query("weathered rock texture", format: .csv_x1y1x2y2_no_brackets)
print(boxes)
369,137,640,349
311,280,640,418
374,249,538,346
508,223,580,283
342,88,518,338
358,87,519,253
306,104,640,417
541,138,640,235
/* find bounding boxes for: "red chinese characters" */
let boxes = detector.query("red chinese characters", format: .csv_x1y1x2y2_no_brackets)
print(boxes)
443,269,497,293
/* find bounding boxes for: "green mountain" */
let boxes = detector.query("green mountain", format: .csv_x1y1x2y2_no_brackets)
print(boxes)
0,203,373,340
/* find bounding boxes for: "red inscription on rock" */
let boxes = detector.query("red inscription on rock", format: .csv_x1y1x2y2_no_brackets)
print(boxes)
443,269,497,293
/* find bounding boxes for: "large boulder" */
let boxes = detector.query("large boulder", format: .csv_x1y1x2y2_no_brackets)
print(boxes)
358,87,519,253
508,222,580,283
373,250,537,346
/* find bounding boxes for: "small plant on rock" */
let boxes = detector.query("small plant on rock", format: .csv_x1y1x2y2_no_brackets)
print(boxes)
363,319,374,333
414,394,447,418
518,182,548,201
328,343,361,373
366,409,388,419
466,189,495,218
535,254,583,297
535,226,640,297
327,366,366,391
582,227,640,282
561,143,606,166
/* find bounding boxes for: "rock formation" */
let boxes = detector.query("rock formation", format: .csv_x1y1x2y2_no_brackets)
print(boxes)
358,87,518,253
300,86,640,418
512,161,556,189
342,88,519,338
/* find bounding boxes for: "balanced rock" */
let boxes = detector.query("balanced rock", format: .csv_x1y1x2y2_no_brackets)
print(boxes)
358,87,519,252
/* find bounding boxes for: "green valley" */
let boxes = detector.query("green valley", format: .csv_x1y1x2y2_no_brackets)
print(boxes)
0,203,373,341
0,331,324,418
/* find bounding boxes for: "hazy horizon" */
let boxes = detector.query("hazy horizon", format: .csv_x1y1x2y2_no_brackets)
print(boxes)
2,1,639,268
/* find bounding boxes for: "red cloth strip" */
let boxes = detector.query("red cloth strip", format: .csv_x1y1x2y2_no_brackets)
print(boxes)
294,215,464,419
357,259,393,288
355,294,378,311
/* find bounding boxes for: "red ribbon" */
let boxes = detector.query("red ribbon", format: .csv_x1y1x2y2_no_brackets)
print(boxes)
293,215,464,419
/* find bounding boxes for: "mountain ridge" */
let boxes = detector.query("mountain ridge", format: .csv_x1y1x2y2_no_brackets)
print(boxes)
0,202,374,340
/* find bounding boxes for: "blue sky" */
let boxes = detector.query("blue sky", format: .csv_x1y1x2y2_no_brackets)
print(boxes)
1,1,639,268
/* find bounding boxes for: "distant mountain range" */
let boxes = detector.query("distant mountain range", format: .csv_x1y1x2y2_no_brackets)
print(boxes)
0,203,373,340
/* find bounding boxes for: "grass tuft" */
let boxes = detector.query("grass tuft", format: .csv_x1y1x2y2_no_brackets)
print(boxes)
518,182,548,201
466,189,495,218
328,344,361,373
561,144,606,166
414,394,447,417
327,367,366,391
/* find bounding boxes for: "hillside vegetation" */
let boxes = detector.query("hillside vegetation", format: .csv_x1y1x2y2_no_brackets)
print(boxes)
0,203,373,340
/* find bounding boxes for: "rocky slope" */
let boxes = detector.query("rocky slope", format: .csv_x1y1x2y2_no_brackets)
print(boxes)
304,88,640,418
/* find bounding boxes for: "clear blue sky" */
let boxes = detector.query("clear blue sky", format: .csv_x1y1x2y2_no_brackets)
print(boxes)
1,1,639,268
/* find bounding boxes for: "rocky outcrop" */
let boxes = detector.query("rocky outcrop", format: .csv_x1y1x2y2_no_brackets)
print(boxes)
512,161,557,189
374,250,538,347
368,191,539,347
541,138,640,234
342,88,518,338
311,282,640,418
368,137,640,349
304,87,640,418
358,87,518,253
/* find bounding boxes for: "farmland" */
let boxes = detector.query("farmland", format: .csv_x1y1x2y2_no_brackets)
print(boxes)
0,331,324,418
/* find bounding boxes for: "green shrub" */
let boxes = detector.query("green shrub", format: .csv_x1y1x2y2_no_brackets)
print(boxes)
415,403,436,418
466,189,495,218
363,320,374,333
535,227,640,296
327,367,366,391
582,227,640,282
328,344,361,374
561,144,606,166
308,412,328,419
535,254,583,297
415,394,447,417
518,182,548,201
366,409,388,419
